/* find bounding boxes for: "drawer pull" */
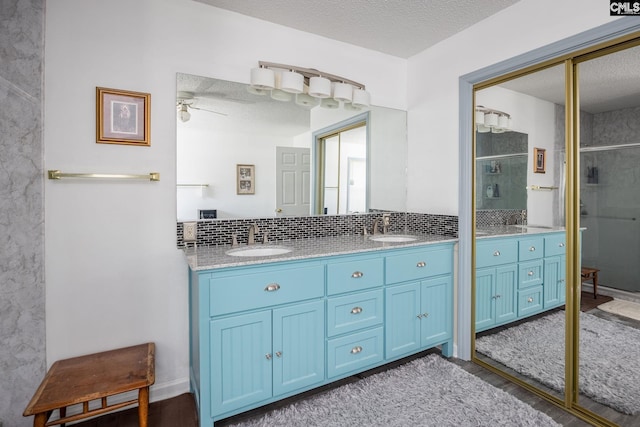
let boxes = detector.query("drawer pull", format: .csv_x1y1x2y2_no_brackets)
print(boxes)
527,297,534,303
351,307,363,315
264,283,281,292
275,351,282,358
528,271,534,276
265,353,272,360
351,346,363,354
493,251,501,257
416,261,426,268
495,294,501,299
417,314,423,319
422,312,429,318
351,271,364,278
559,242,565,247
529,246,536,252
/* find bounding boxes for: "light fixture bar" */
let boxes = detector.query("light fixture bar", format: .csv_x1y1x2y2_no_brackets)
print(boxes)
475,105,510,118
258,61,366,90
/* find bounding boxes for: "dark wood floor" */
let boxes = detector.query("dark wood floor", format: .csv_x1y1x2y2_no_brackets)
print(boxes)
71,292,632,427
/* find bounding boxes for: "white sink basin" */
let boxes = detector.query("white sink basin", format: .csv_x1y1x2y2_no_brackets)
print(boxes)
226,246,292,257
369,234,418,243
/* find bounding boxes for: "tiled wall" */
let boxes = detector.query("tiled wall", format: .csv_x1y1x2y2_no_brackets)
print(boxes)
177,211,458,248
1,2,46,426
476,209,526,228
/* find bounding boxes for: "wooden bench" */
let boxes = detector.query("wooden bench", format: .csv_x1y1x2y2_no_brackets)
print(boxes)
24,343,155,427
581,267,600,299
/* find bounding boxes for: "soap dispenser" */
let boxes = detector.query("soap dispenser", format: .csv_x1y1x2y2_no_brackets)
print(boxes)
486,185,494,198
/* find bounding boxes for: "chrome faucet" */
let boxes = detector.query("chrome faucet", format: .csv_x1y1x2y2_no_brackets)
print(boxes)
372,214,391,235
248,223,260,245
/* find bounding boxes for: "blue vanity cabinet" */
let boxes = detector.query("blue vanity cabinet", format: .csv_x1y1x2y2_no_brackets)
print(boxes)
192,261,325,426
189,241,455,426
384,245,454,360
475,239,518,332
326,254,385,379
543,233,567,308
475,231,568,333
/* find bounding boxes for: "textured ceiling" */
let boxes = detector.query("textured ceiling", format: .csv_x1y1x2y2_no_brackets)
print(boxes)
195,0,520,58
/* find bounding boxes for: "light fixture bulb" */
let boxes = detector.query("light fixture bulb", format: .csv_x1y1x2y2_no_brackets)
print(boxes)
333,82,353,102
280,70,304,94
352,88,370,108
320,98,339,109
179,104,191,122
250,66,275,90
295,92,320,108
484,112,498,128
308,76,331,98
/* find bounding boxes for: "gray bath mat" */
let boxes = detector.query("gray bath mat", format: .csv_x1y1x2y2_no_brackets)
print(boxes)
476,311,640,414
229,354,560,426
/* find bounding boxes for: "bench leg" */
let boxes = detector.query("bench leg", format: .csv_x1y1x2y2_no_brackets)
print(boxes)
593,271,598,299
138,386,149,427
33,412,47,427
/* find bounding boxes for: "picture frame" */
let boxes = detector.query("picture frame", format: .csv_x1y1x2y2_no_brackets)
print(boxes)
237,164,255,195
534,147,546,173
96,87,151,146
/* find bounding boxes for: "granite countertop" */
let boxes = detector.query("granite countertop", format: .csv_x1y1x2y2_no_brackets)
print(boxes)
184,233,458,271
476,225,566,239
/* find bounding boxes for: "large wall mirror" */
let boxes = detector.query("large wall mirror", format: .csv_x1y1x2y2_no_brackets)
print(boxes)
176,73,407,221
472,36,640,426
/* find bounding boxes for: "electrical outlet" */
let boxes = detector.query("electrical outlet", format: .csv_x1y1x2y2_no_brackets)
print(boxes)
183,222,197,242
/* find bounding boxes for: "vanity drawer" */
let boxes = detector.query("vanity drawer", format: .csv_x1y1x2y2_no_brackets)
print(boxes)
518,286,543,317
209,264,324,316
327,257,384,296
518,260,543,288
545,233,566,257
518,237,544,261
327,327,384,379
476,239,518,268
327,290,384,337
385,247,452,284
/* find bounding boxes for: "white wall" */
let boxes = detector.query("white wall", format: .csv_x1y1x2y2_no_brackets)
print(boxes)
407,0,619,216
44,0,406,400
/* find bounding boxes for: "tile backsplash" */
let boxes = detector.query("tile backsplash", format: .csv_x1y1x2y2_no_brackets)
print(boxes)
177,211,458,248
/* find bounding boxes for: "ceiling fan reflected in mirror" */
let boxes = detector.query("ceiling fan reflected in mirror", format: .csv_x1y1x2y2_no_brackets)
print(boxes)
176,91,227,122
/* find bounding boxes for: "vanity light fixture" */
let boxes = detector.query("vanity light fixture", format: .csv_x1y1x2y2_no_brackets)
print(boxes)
475,105,511,133
250,61,370,110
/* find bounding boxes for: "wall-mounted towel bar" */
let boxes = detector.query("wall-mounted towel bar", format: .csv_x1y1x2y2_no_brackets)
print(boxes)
526,185,558,191
48,170,160,181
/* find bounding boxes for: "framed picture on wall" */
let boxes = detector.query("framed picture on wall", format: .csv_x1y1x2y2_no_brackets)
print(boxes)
96,87,151,146
534,147,546,173
237,164,255,195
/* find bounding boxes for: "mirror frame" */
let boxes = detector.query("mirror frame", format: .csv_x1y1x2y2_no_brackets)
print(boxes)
459,20,640,427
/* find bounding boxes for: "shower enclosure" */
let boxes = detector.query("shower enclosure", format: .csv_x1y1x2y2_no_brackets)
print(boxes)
580,143,640,293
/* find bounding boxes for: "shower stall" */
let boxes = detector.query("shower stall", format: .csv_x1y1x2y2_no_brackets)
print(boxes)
580,143,640,293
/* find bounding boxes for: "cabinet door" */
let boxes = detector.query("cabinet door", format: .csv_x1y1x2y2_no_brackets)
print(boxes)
420,276,452,348
494,264,517,324
475,267,496,331
210,311,272,416
544,255,566,308
385,282,421,359
272,300,325,396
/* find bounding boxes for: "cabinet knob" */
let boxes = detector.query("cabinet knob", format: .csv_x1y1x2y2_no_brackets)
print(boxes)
529,246,536,252
275,351,282,358
351,271,364,278
417,314,423,318
422,312,429,318
265,353,272,360
351,307,363,315
351,346,363,354
264,283,281,292
528,271,534,276
493,251,501,256
527,297,534,303
416,261,426,268
559,242,565,247
495,294,501,299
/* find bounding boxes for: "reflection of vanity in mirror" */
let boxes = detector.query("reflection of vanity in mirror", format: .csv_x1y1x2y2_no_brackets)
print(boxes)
176,73,407,221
